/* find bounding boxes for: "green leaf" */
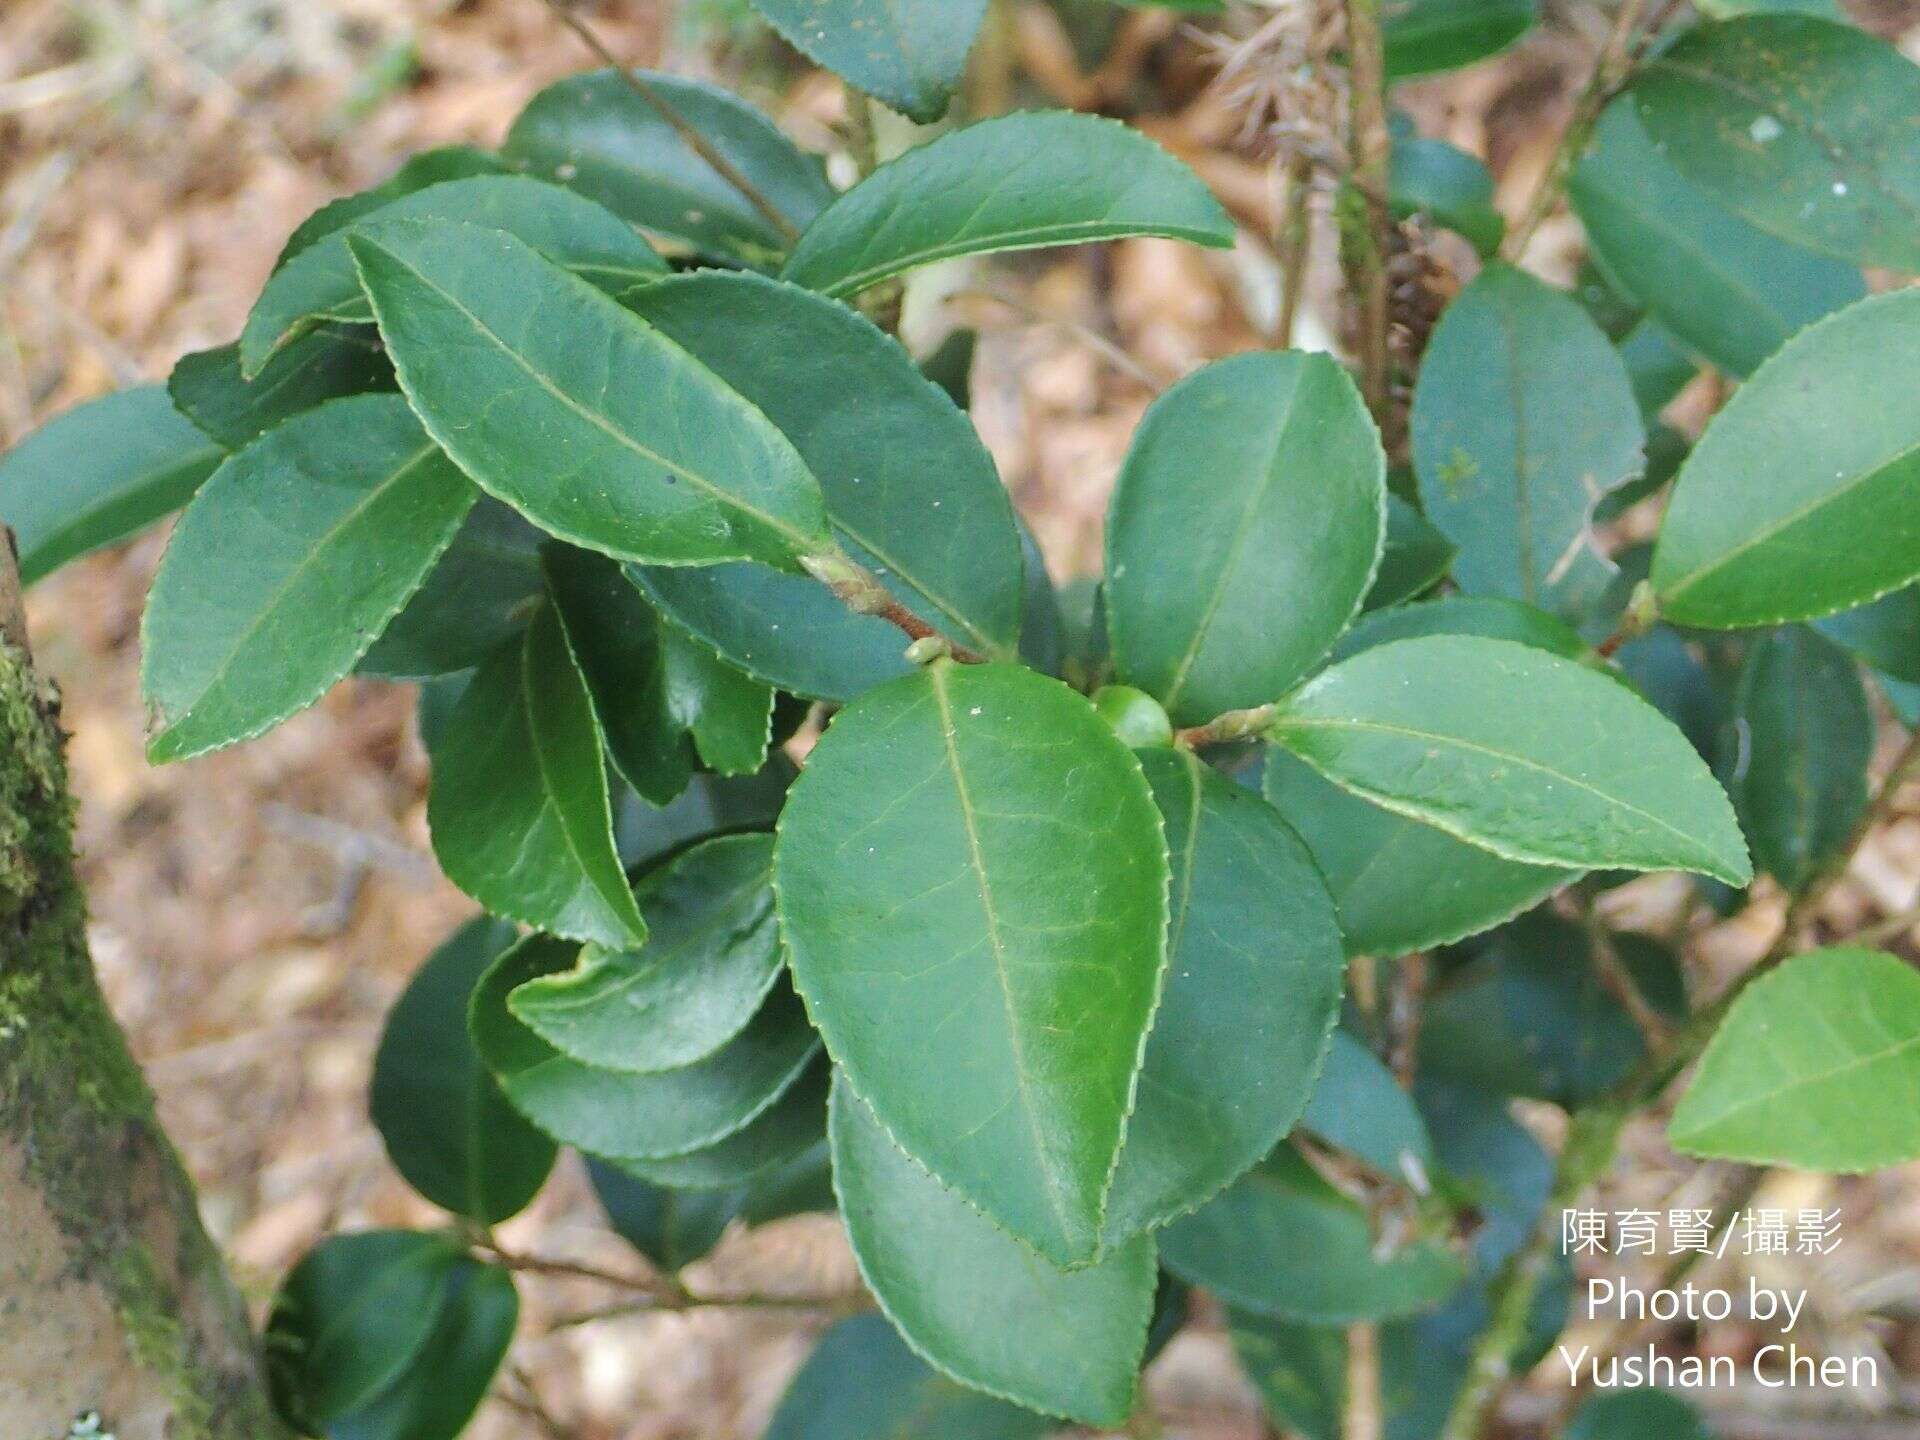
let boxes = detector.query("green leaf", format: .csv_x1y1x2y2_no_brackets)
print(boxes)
1161,1146,1465,1323
1331,595,1590,666
1612,624,1728,760
1384,0,1536,79
1651,288,1920,627
624,270,1024,660
781,112,1234,299
326,1259,518,1440
0,386,220,584
1618,317,1697,420
1364,496,1457,611
1411,264,1643,622
1567,1390,1712,1440
1419,913,1685,1107
426,605,647,947
633,561,914,702
277,145,509,264
508,833,782,1072
1723,626,1871,890
1389,132,1504,256
661,623,775,774
767,1312,1052,1440
612,761,794,872
503,69,833,261
1106,351,1385,724
358,498,546,680
141,393,474,762
830,1078,1157,1427
265,1230,462,1427
241,175,666,375
542,543,695,806
1630,16,1920,273
1299,1029,1434,1183
168,330,396,451
615,1059,829,1189
471,934,820,1160
585,1157,739,1270
1570,101,1864,378
776,662,1169,1266
1104,749,1344,1241
749,0,988,123
370,917,557,1222
1813,586,1920,684
349,218,831,568
1672,947,1920,1168
1268,635,1752,883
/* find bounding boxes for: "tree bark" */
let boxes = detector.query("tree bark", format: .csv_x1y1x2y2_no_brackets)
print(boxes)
0,533,283,1440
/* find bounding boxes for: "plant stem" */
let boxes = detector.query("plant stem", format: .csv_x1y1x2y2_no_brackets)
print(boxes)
1439,728,1920,1440
799,551,988,663
1345,1321,1384,1440
1174,702,1280,749
536,0,801,245
1340,0,1393,426
1276,150,1314,349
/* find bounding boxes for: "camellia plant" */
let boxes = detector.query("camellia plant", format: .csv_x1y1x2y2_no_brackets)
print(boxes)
5,1,1920,1438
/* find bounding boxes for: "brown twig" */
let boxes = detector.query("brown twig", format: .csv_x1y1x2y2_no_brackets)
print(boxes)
1275,150,1315,348
800,551,989,663
1340,0,1393,426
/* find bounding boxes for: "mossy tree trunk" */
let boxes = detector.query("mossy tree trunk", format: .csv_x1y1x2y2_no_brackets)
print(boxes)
0,534,284,1440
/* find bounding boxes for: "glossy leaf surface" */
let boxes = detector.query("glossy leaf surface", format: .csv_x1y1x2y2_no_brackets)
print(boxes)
749,0,989,122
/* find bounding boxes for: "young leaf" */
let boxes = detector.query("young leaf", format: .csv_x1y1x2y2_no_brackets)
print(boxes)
141,393,474,763
776,662,1170,1266
426,605,647,947
781,112,1234,299
1569,101,1864,378
1298,1029,1434,1184
503,69,833,260
265,1230,462,1427
624,271,1024,660
1384,0,1535,78
748,0,989,123
829,1078,1157,1427
633,561,914,702
1672,948,1920,1170
323,1259,518,1440
1651,288,1920,627
1410,264,1643,622
349,219,831,569
1630,16,1920,273
0,385,221,585
508,833,782,1072
1723,627,1871,890
766,1312,1052,1440
1103,749,1344,1242
168,330,396,450
370,917,557,1223
1105,351,1386,725
661,624,775,775
241,175,666,374
1267,635,1752,883
471,934,820,1160
1813,586,1920,685
1160,1146,1465,1323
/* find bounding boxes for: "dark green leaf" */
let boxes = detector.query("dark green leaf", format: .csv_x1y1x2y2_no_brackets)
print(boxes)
1652,289,1920,626
1268,635,1751,883
168,330,396,451
0,385,220,584
1630,16,1920,273
471,934,819,1160
350,219,831,568
782,112,1234,298
777,662,1169,1266
1389,134,1503,255
661,623,775,775
1105,749,1344,1241
624,270,1024,659
265,1230,462,1427
766,1312,1052,1440
612,761,794,872
1673,948,1920,1169
1410,264,1643,622
371,917,556,1222
1813,586,1920,684
1611,624,1727,760
1567,1390,1712,1440
1106,351,1385,724
242,175,666,375
830,1078,1157,1427
1161,1146,1466,1323
1723,626,1871,890
1299,1029,1434,1183
1570,101,1864,377
503,69,833,261
142,393,474,762
749,0,989,123
615,1058,829,1189
1366,498,1456,610
508,833,782,1072
1332,595,1590,667
327,1259,517,1440
426,605,647,946
585,1157,739,1270
1384,0,1536,78
1618,318,1696,419
1017,519,1068,675
919,328,978,410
